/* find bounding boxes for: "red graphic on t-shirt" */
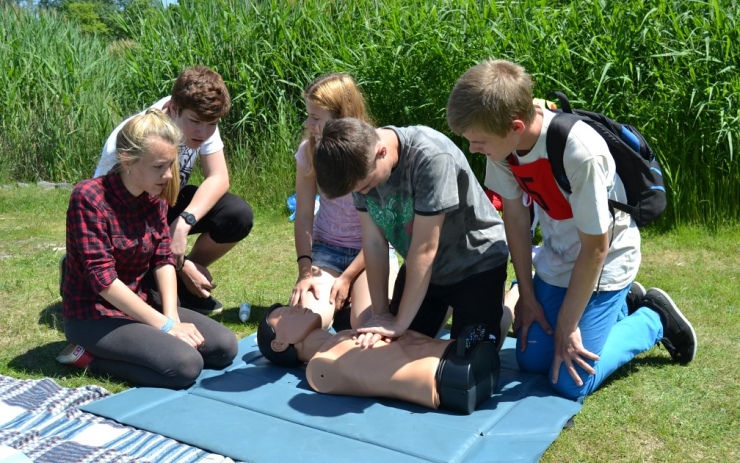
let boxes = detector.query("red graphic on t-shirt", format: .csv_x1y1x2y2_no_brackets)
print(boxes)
507,156,573,220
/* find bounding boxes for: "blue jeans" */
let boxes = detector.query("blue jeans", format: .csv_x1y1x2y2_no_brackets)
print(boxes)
312,241,398,275
311,241,361,274
516,274,663,400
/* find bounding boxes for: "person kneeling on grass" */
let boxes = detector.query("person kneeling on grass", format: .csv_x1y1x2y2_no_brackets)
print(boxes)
58,109,238,389
447,58,697,401
257,304,500,414
93,66,254,315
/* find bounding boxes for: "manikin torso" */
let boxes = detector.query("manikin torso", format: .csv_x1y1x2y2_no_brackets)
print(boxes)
305,330,450,409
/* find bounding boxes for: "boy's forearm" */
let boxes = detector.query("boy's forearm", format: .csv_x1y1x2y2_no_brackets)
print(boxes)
394,213,444,330
184,172,229,220
558,230,609,331
359,213,390,315
503,197,535,297
394,243,436,331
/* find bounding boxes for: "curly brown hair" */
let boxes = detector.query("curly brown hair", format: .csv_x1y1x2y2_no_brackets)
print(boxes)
170,66,231,120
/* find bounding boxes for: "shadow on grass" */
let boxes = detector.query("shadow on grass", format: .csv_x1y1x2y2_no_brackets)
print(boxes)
9,302,123,385
597,354,675,390
8,340,79,379
39,301,65,333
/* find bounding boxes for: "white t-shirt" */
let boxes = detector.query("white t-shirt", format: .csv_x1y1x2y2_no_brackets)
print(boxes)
93,96,224,187
485,109,640,290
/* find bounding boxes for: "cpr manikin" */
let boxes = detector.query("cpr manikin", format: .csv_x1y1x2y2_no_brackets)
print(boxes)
257,304,501,414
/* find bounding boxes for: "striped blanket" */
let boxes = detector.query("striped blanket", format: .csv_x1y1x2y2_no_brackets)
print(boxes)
0,375,233,463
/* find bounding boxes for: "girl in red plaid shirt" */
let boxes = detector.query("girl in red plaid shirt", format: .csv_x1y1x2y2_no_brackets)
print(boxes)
59,109,237,388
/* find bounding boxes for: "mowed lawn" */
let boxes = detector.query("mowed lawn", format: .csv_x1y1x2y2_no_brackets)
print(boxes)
0,186,737,463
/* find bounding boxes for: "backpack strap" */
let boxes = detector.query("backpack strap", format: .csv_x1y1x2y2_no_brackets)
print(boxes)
546,90,572,113
543,93,615,295
545,112,581,194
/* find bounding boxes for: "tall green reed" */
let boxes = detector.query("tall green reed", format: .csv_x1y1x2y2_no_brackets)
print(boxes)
3,0,739,226
0,4,125,183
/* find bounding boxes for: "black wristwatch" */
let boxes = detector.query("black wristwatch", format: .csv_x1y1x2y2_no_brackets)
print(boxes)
179,211,197,226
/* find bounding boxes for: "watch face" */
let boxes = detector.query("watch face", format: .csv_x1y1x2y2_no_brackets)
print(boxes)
181,212,196,225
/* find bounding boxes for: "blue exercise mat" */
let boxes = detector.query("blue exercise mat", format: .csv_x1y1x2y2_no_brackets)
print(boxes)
81,335,582,463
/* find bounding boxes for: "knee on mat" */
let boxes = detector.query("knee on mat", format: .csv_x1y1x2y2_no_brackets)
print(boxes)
515,328,553,374
516,348,551,375
205,334,239,369
168,350,205,388
550,365,594,401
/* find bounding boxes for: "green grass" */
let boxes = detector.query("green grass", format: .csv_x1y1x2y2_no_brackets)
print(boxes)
1,186,738,462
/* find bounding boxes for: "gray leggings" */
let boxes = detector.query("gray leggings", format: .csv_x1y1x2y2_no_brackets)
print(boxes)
65,308,238,389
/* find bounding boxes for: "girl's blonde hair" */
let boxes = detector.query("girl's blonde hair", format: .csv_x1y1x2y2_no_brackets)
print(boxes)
115,108,182,205
302,73,373,174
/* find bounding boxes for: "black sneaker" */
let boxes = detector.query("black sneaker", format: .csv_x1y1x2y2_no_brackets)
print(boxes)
642,288,697,364
626,281,646,315
177,284,223,315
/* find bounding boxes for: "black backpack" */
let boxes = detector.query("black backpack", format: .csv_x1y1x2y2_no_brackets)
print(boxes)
544,91,667,227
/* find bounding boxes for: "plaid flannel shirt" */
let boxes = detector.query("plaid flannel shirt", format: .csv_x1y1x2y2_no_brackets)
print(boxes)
62,172,174,320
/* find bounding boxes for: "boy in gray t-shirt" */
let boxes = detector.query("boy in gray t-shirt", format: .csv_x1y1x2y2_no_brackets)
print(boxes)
314,118,509,348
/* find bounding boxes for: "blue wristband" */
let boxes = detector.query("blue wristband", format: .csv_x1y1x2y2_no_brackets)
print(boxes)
160,317,175,333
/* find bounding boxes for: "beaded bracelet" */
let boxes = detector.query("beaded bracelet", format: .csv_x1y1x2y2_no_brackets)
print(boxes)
296,255,313,263
160,317,176,333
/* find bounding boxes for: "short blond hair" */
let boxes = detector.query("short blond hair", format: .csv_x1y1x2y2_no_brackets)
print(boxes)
447,59,535,136
115,108,182,205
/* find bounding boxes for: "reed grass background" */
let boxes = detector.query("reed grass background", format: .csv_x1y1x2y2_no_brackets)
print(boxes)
2,0,738,226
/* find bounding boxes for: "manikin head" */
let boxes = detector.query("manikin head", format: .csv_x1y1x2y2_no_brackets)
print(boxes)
257,304,323,367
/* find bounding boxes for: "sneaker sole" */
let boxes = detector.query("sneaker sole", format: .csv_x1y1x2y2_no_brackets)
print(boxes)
649,288,697,363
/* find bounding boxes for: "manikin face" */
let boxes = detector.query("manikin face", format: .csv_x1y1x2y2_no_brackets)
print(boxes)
268,306,323,348
304,100,335,139
122,136,177,197
352,144,392,194
463,127,520,162
171,107,219,149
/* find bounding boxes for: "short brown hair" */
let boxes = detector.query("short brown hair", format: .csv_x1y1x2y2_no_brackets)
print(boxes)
314,118,378,199
170,66,231,120
447,59,535,136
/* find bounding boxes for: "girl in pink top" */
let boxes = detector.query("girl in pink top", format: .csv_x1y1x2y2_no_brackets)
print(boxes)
290,73,397,330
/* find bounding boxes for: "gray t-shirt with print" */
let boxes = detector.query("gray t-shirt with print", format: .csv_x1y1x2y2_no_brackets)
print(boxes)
353,126,508,285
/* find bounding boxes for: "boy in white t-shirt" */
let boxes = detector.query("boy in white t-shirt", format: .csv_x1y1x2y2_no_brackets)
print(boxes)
94,66,253,314
447,58,697,400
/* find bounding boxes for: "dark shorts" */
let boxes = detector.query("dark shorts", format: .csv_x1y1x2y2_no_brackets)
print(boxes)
167,185,253,244
390,263,507,347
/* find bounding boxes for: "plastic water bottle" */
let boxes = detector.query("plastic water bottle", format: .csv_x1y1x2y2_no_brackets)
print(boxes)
239,302,251,322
